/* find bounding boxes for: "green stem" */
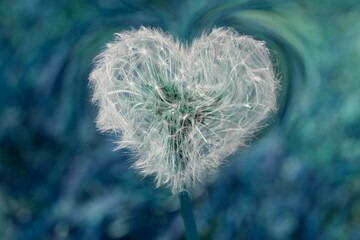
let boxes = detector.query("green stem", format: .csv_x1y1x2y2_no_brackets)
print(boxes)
179,191,199,240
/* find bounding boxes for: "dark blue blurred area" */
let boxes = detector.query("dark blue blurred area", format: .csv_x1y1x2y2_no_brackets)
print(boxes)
1,0,360,239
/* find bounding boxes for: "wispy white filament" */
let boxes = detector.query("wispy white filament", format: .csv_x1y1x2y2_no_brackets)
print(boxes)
90,27,278,194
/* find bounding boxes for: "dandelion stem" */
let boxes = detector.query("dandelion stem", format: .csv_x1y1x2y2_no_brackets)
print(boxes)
179,191,199,240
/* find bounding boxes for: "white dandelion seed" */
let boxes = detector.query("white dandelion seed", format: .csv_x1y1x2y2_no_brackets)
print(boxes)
89,26,278,194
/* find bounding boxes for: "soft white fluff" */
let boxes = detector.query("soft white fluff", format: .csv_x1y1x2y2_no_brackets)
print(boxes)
89,27,278,194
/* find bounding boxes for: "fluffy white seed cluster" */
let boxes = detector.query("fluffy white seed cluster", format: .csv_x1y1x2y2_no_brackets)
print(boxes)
90,27,278,194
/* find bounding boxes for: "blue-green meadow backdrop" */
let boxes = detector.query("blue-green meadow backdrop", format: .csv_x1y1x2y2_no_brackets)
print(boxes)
1,0,360,239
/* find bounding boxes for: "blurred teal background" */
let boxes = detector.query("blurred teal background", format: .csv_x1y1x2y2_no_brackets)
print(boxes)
1,0,360,239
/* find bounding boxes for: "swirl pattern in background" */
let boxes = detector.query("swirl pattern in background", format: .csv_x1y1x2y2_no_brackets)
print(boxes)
1,0,360,239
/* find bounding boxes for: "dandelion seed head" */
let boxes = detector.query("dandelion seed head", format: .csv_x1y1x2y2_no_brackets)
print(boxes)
89,26,279,194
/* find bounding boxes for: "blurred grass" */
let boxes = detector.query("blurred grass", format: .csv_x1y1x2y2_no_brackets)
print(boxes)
1,0,360,239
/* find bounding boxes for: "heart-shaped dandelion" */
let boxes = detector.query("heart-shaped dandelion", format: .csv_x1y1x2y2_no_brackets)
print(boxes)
89,27,278,194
